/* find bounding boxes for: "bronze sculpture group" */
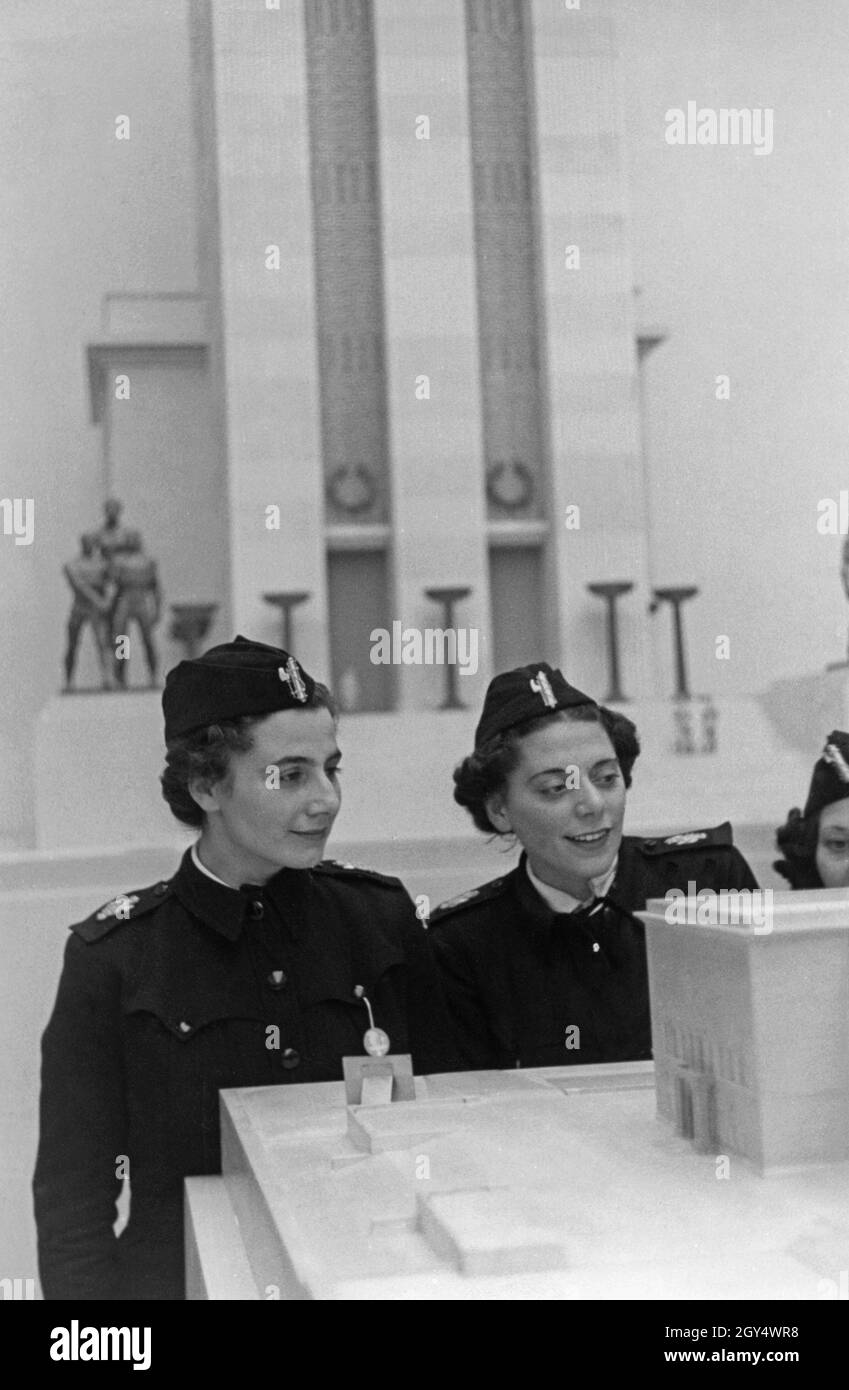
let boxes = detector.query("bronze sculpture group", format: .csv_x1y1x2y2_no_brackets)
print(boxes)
63,499,161,691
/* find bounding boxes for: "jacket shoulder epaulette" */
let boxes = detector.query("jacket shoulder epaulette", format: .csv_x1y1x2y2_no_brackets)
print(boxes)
637,821,734,857
313,859,404,891
71,880,173,942
429,875,509,924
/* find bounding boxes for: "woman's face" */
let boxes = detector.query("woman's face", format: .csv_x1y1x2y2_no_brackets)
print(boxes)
815,797,849,887
194,707,342,882
486,716,626,898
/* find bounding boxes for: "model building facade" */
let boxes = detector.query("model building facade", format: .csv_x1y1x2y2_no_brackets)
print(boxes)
642,890,849,1170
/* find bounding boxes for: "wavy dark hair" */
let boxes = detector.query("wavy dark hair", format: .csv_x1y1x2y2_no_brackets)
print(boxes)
773,807,822,889
160,683,337,829
453,704,640,836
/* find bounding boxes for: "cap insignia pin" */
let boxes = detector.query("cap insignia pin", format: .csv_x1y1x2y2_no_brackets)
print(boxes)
530,670,556,708
278,657,308,703
823,742,849,783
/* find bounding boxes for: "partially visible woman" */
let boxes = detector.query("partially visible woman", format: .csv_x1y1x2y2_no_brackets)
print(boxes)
33,636,456,1301
774,730,849,889
429,662,759,1072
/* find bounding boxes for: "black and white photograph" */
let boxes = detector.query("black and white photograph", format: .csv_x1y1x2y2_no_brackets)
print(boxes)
1,0,847,1354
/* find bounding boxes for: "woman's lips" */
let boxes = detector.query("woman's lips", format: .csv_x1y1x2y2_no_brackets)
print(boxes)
563,828,611,846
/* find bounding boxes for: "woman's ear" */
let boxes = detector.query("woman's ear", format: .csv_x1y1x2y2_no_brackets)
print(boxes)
188,777,222,816
485,793,512,835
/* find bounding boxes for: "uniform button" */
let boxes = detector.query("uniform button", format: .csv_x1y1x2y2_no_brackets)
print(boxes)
592,942,600,953
267,970,287,991
178,1021,192,1034
155,881,170,896
281,1048,300,1070
643,839,657,849
248,899,264,920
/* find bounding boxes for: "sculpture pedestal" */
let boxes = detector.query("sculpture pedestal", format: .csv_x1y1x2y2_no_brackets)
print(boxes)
185,1062,849,1300
34,693,180,850
30,695,812,886
758,666,849,761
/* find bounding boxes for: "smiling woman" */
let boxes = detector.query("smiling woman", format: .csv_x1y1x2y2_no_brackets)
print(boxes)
33,636,457,1302
429,662,758,1072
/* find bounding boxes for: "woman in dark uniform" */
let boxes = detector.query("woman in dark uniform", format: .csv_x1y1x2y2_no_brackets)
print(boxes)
33,636,455,1301
774,730,849,889
429,662,758,1072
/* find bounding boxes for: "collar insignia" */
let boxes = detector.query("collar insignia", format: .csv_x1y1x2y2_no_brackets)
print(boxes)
95,893,140,921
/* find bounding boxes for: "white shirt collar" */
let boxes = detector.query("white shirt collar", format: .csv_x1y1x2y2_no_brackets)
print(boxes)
191,841,233,888
525,855,618,914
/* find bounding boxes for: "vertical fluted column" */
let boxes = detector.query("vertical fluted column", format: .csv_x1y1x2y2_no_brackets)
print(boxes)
372,0,490,710
527,0,653,694
192,0,328,673
465,0,546,526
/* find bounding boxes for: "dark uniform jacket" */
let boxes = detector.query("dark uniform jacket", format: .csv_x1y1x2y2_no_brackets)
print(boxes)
429,824,758,1073
33,849,456,1302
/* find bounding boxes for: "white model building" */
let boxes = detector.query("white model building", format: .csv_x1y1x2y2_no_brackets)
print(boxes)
641,889,849,1171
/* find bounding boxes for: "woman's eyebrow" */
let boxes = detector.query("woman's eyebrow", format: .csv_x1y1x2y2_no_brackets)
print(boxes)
528,755,618,777
269,750,341,768
526,764,579,782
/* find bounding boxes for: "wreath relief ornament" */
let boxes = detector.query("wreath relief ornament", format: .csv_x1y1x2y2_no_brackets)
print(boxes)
486,459,534,512
327,464,378,515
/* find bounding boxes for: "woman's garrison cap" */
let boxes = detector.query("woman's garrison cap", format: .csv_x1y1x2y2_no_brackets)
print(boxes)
163,635,317,741
474,662,597,750
803,730,849,820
